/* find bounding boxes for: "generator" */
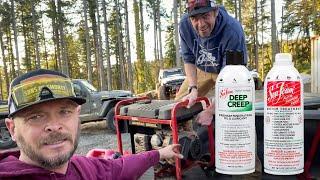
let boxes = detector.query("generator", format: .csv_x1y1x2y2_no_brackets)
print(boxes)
114,97,215,179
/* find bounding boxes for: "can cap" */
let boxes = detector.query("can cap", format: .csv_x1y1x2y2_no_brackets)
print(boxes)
275,53,293,66
226,50,244,65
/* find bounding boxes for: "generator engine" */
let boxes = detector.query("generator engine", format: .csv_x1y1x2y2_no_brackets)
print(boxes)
132,120,211,165
118,99,213,176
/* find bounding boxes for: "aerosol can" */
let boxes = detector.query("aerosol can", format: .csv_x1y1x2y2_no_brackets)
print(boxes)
215,51,255,175
264,53,304,175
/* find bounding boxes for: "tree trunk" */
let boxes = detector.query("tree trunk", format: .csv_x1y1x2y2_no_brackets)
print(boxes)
57,0,69,76
88,0,100,88
115,53,120,89
102,0,112,90
7,31,16,79
0,30,10,93
157,0,163,68
179,0,184,17
133,0,141,60
153,4,158,62
260,0,264,78
124,0,133,91
83,0,93,84
173,0,180,67
96,0,107,90
271,0,278,62
234,0,238,20
41,17,49,69
254,0,258,71
10,0,21,75
139,0,145,60
238,0,242,24
31,0,41,69
133,0,146,92
50,0,61,71
115,0,125,89
21,11,31,71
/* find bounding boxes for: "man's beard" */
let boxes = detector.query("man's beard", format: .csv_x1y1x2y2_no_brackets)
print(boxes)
17,123,80,170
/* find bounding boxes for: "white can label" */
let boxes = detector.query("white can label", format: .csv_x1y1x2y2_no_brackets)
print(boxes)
216,86,255,174
264,81,304,175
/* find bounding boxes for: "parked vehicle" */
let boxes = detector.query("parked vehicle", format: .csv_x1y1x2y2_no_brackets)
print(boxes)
0,79,133,149
0,101,16,149
157,68,186,100
72,79,133,132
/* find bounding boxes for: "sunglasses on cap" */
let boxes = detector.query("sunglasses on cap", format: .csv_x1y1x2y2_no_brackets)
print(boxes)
11,77,76,109
186,0,216,14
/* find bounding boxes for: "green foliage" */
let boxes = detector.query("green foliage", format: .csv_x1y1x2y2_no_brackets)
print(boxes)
223,0,237,15
112,61,121,90
164,24,176,68
77,22,90,77
108,5,128,90
145,61,156,91
65,34,83,78
1,0,320,97
291,38,311,74
241,0,255,42
281,0,315,74
0,68,8,100
132,59,159,93
133,60,147,93
252,37,311,80
0,2,11,32
107,8,118,56
282,0,317,37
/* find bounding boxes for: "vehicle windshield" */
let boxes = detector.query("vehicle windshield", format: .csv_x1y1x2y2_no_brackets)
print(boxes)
163,69,183,78
80,80,98,92
0,101,7,113
0,101,7,105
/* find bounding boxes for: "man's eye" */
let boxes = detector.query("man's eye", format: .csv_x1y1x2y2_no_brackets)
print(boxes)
27,114,44,122
61,109,73,115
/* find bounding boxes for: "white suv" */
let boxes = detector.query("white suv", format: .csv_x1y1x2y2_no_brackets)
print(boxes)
157,68,186,99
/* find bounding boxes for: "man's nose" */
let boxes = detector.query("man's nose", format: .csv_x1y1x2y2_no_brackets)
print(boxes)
198,18,206,27
44,115,63,132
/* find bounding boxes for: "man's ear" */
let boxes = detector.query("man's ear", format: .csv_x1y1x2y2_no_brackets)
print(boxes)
76,105,81,114
5,118,16,142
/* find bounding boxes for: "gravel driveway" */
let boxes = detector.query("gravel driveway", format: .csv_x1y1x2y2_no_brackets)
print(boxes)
76,121,130,156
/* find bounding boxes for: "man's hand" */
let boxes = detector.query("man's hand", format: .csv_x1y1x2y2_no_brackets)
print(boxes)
196,103,214,126
182,88,198,108
158,144,183,160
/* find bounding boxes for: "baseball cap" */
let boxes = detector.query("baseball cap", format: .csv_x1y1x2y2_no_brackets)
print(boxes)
8,69,86,117
186,0,217,17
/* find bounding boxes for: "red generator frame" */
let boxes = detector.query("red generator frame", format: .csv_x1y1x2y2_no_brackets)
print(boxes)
114,97,215,180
